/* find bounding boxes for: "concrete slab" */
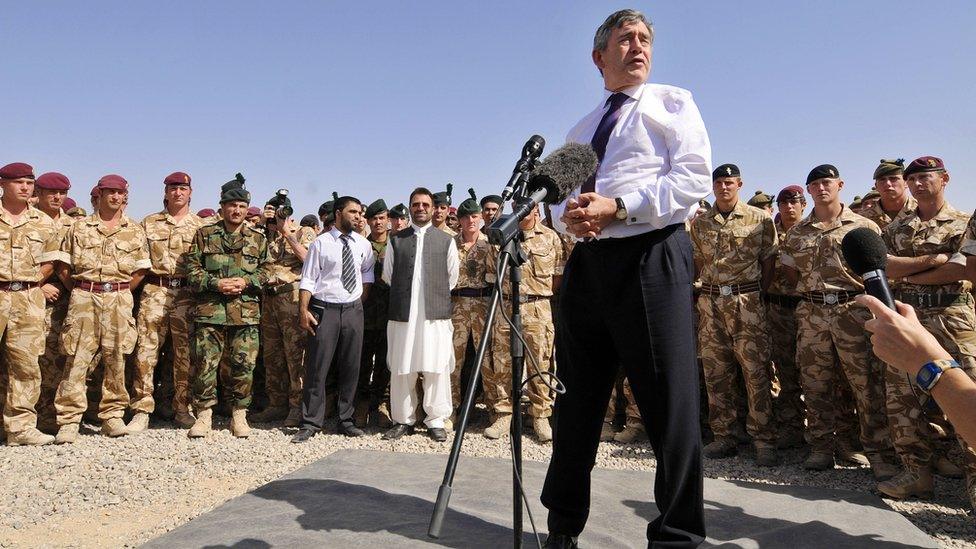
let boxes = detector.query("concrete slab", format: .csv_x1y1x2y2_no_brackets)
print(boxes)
146,449,936,548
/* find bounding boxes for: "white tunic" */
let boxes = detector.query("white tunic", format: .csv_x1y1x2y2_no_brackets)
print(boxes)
383,222,459,376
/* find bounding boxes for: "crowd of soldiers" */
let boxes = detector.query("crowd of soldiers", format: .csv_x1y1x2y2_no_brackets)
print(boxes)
0,155,974,512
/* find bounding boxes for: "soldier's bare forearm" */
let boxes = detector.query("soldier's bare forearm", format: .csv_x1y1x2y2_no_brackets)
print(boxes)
781,266,799,286
361,283,371,302
38,262,54,284
56,262,73,289
129,270,147,290
904,262,966,286
887,254,948,278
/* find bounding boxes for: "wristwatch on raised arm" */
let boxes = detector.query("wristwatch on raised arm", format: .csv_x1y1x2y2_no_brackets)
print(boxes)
614,197,628,221
915,359,960,393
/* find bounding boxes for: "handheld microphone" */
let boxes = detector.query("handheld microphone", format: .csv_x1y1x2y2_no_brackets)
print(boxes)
500,135,546,202
841,227,895,310
488,142,598,246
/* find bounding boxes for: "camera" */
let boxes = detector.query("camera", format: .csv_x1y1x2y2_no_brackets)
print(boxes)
265,189,293,226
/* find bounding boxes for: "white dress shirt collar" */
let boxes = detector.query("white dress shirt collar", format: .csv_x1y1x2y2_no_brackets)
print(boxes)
602,82,644,103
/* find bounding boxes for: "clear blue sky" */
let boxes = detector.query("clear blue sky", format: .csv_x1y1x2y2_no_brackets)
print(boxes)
3,2,975,219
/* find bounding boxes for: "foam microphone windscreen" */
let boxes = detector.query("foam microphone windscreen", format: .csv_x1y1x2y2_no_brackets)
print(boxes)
528,142,598,204
841,227,888,274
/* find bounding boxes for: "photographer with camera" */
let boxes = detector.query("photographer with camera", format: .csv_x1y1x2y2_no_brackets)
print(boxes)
250,190,318,426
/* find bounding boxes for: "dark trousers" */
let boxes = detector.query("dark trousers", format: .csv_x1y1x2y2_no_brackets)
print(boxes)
358,328,390,409
300,299,364,430
541,224,705,547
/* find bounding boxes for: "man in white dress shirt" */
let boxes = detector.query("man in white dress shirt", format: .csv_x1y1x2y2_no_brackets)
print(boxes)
381,188,459,442
291,197,374,443
541,9,711,549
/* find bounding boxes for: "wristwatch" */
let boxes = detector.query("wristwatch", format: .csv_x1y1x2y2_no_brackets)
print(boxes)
614,197,628,221
915,359,960,393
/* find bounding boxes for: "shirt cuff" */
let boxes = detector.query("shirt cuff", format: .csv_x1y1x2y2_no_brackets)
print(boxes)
949,252,967,266
134,259,152,271
51,251,72,264
299,278,315,292
778,254,796,269
619,191,648,225
362,271,375,284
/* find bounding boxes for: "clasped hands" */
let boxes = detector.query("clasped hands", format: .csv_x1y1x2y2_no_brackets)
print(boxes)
216,277,248,296
560,192,617,238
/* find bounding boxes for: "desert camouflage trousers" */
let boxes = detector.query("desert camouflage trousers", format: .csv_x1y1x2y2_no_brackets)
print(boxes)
451,296,487,407
55,290,138,425
34,293,70,428
795,300,893,457
885,300,976,474
604,374,642,427
697,292,776,445
767,301,805,435
0,288,46,435
260,286,305,409
486,299,555,418
191,323,259,411
132,284,195,414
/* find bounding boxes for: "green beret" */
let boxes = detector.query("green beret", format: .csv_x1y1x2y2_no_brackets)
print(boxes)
873,158,905,180
365,199,388,218
747,190,773,207
219,173,250,204
851,196,863,208
389,203,408,219
457,188,481,217
806,164,839,185
863,189,880,201
480,194,503,208
433,183,453,206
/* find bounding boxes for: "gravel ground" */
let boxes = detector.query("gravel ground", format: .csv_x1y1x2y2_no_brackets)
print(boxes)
0,415,972,548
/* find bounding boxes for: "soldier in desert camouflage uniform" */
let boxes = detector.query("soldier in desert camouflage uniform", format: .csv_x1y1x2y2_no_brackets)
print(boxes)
53,174,151,443
885,156,976,510
860,159,916,230
130,172,204,431
355,199,392,427
31,172,76,434
184,178,269,439
484,205,563,442
0,163,61,446
449,191,491,423
250,194,316,427
691,164,779,466
432,185,456,236
778,164,898,477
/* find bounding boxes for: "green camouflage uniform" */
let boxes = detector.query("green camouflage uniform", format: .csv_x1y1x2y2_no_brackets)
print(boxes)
184,221,269,411
691,201,778,447
358,234,391,411
779,206,894,460
260,224,317,411
0,207,60,436
889,203,976,475
485,222,564,418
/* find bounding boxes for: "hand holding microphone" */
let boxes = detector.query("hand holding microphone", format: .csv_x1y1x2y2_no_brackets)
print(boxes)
841,227,895,310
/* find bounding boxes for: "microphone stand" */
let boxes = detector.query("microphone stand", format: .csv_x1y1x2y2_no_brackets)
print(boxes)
429,180,537,549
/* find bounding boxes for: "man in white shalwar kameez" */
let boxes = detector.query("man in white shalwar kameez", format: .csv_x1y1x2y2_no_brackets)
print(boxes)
382,188,459,441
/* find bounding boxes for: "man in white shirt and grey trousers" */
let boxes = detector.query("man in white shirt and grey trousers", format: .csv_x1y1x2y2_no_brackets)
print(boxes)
292,196,375,443
382,187,460,443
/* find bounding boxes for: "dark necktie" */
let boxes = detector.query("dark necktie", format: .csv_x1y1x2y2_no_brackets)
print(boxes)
581,91,629,194
340,234,356,293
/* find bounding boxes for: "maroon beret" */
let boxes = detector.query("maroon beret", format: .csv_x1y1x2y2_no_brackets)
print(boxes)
62,197,78,211
246,206,262,217
903,156,945,178
0,162,35,180
776,185,805,203
97,174,128,191
164,171,191,186
35,172,71,191
196,208,216,218
90,185,100,197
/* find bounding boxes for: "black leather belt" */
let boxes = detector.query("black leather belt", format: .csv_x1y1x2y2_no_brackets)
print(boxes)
762,292,801,308
802,290,862,305
309,297,359,310
502,294,550,303
896,292,965,309
146,275,187,289
265,281,299,296
451,287,491,298
700,281,761,297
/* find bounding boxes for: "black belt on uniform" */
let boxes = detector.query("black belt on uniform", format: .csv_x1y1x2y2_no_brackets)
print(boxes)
451,287,491,298
265,281,299,296
309,296,359,310
895,292,964,309
801,290,862,305
501,294,550,303
146,275,187,289
0,281,38,292
762,292,801,308
699,281,761,297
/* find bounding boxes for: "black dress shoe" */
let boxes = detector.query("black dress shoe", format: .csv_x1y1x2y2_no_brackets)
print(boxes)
543,534,579,548
383,423,414,440
290,428,317,443
428,427,447,442
338,423,365,437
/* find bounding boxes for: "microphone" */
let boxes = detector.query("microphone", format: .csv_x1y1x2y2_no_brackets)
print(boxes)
500,135,546,202
488,142,598,246
841,227,895,310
